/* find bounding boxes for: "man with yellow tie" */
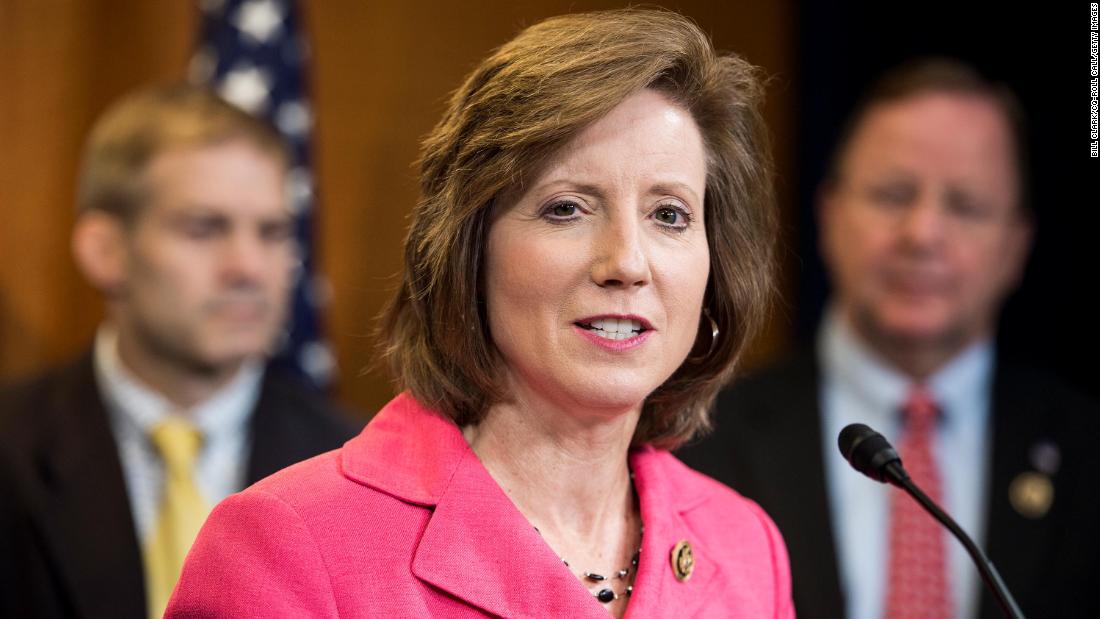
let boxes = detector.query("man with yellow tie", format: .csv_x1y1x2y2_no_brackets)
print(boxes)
0,84,357,618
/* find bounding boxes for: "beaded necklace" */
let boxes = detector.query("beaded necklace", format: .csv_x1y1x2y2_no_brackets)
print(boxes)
533,469,642,604
535,525,643,603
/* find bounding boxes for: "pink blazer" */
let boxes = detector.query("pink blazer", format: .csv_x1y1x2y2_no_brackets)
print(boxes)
167,393,794,618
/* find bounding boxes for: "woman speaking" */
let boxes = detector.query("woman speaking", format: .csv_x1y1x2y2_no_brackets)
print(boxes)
168,8,792,617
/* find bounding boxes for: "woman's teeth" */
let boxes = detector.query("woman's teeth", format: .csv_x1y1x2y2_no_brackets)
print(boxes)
584,318,643,340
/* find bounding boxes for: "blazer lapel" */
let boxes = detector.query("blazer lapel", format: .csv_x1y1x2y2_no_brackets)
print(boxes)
32,354,146,617
977,364,1056,619
411,447,605,618
342,394,602,618
625,447,718,619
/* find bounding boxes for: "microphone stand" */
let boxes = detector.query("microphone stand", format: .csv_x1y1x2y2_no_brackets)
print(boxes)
884,461,1026,619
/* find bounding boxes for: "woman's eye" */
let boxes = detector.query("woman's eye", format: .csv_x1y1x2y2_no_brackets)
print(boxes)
654,205,689,228
542,200,581,220
552,203,576,217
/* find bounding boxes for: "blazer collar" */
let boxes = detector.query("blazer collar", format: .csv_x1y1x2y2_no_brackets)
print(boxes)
412,445,604,617
339,392,468,506
340,393,719,617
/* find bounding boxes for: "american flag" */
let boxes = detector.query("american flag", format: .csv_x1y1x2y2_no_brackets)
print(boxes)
189,0,336,390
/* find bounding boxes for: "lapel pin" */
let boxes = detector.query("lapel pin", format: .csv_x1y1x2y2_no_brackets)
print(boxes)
670,540,694,582
1009,471,1054,519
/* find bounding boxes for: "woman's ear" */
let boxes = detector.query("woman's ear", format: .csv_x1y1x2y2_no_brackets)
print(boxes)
71,211,128,298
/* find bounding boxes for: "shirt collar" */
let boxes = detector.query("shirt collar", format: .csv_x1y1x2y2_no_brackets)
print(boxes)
926,334,994,427
93,325,262,439
820,307,994,425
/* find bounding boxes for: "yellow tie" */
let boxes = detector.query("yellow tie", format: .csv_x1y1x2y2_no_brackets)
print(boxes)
144,418,209,619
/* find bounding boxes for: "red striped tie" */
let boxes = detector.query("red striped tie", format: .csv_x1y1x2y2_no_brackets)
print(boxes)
884,385,952,619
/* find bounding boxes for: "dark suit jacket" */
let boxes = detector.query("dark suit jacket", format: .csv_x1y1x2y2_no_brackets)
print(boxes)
0,351,360,619
677,351,1100,619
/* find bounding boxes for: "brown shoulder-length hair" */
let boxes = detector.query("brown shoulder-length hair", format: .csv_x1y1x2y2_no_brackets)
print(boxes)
380,8,777,449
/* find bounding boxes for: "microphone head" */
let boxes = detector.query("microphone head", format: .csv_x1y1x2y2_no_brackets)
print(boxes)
838,423,903,484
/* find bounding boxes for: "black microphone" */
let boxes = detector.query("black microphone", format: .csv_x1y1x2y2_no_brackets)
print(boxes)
837,423,906,484
837,423,1026,619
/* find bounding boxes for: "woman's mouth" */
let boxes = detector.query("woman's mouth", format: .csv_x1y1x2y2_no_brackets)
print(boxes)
573,316,652,342
576,318,644,340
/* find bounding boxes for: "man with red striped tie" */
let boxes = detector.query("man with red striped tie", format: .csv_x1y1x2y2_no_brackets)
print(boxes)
678,59,1099,619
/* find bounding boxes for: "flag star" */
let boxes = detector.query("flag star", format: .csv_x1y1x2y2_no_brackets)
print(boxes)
233,0,284,45
286,167,313,215
299,340,337,384
276,100,311,137
219,65,272,113
290,254,305,285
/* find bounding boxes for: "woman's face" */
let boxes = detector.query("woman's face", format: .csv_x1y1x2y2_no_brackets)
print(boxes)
484,88,710,416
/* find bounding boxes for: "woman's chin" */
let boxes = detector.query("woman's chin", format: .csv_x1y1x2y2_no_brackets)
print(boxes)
553,375,661,417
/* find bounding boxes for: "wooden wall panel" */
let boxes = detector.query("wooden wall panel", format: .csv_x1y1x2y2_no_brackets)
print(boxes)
0,1,793,418
0,1,196,379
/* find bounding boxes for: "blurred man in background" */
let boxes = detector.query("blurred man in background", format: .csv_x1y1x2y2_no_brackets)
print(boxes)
679,60,1099,618
0,84,357,619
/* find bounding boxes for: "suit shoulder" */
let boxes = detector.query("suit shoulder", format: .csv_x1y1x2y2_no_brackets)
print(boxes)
260,368,346,416
258,368,361,439
995,362,1099,428
0,359,85,440
716,352,817,406
686,352,817,454
1,364,62,411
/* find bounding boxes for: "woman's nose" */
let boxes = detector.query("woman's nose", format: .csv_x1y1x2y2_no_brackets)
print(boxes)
590,217,650,289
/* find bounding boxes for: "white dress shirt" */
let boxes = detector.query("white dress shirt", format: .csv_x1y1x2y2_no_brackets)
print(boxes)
819,309,993,619
93,327,262,541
